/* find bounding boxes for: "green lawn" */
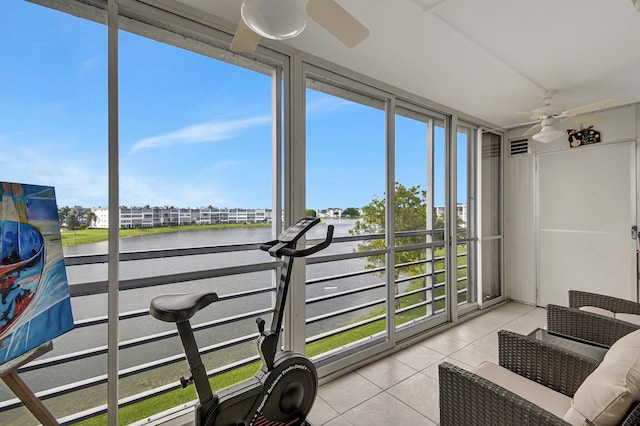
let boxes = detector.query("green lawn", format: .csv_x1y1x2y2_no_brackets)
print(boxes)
61,223,270,246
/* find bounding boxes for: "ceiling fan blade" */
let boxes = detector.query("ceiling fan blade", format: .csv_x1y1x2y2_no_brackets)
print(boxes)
230,18,261,53
307,0,369,48
487,119,541,133
565,114,608,124
561,99,625,117
522,123,542,137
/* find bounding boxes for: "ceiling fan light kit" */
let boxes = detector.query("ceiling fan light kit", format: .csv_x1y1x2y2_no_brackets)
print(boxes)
532,126,565,143
241,0,306,40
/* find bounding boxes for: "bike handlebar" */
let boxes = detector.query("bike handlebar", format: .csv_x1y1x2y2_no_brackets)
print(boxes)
260,225,334,258
259,240,279,251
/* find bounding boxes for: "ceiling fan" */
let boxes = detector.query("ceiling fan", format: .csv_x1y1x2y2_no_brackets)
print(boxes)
509,90,624,143
230,0,370,53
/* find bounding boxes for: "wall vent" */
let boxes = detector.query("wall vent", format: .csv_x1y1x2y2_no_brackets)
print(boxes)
510,138,529,155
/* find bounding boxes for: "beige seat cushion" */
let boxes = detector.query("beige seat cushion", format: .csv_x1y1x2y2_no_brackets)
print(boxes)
579,305,640,326
473,361,572,419
579,305,615,318
615,313,640,326
564,329,640,426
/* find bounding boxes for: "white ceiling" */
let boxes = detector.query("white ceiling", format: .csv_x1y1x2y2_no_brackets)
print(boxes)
172,0,640,128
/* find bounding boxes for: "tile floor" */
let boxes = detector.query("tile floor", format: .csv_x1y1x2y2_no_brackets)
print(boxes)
306,301,547,425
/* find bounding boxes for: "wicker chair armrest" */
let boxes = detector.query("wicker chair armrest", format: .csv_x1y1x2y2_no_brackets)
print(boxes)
569,290,640,314
438,362,570,426
622,403,640,425
497,330,599,397
547,304,639,347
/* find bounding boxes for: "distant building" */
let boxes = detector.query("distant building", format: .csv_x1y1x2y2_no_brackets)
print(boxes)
317,208,342,218
434,204,468,227
91,207,272,229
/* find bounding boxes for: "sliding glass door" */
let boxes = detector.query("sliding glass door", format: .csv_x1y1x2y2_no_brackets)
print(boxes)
304,68,390,364
393,105,449,338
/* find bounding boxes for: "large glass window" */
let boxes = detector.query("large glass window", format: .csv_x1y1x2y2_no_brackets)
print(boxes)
0,1,108,423
305,76,387,359
114,26,278,417
1,1,284,423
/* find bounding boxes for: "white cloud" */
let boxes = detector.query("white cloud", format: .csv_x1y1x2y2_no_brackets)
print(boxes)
0,142,107,207
119,173,236,208
306,96,352,115
129,115,271,153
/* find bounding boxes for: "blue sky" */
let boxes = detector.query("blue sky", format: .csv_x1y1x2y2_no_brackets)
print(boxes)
1,1,459,210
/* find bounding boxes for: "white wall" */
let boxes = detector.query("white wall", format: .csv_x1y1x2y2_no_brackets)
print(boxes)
505,103,640,306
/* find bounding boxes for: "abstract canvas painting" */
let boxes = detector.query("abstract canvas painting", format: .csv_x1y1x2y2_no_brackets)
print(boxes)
0,182,74,365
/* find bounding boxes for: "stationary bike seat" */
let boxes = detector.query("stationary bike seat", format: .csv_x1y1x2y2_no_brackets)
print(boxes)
150,292,218,323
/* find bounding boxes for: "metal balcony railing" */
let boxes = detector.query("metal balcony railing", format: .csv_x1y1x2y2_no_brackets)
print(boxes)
0,228,470,425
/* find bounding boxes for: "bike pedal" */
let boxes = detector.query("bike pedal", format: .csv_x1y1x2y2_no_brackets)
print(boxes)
256,317,265,333
179,376,193,388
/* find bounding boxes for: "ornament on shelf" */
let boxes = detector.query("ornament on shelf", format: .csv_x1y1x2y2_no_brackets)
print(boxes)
567,126,601,148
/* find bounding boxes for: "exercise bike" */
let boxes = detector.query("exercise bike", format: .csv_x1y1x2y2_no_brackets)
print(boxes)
150,217,333,426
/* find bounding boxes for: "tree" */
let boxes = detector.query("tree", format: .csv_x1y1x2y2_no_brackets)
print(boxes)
58,206,70,225
350,183,428,309
85,211,96,228
342,207,360,218
352,185,470,315
351,182,427,248
66,214,79,230
305,209,317,218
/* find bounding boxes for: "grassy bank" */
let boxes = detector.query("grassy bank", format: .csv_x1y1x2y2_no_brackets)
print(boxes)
61,223,271,246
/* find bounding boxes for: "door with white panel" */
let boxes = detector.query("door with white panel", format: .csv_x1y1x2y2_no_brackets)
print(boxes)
537,141,637,307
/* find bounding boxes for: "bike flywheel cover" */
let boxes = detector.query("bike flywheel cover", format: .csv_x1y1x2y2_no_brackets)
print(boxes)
248,352,318,426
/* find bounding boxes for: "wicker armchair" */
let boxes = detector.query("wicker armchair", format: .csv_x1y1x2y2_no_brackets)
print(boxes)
569,290,640,314
547,303,640,347
439,330,640,426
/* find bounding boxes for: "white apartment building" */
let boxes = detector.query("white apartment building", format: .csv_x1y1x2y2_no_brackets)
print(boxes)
316,208,343,218
91,207,272,229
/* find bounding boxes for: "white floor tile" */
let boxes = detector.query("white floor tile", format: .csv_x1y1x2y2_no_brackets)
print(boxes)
341,392,435,426
388,372,440,423
356,357,417,389
317,372,381,414
391,343,446,371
